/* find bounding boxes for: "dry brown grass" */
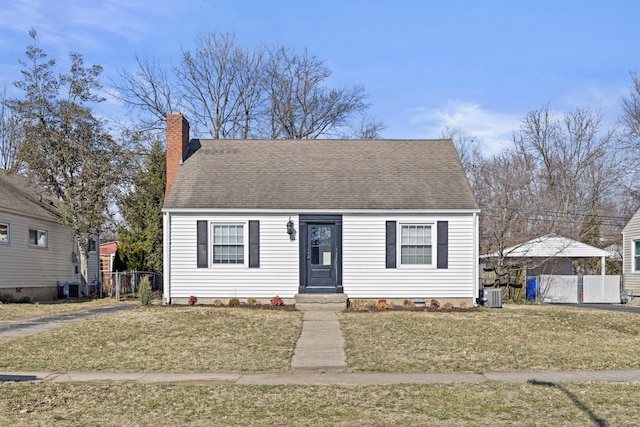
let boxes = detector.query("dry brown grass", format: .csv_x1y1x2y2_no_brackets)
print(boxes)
1,381,639,426
0,298,121,321
0,306,303,372
340,305,640,372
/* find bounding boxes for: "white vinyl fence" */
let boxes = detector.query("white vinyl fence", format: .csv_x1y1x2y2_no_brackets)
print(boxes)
537,275,620,304
582,275,621,303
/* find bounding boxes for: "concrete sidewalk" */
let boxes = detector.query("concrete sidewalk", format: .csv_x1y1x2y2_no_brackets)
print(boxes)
2,368,640,385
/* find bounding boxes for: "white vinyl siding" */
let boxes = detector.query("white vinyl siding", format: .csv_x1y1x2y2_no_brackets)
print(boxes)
166,211,477,301
168,214,299,298
342,213,476,299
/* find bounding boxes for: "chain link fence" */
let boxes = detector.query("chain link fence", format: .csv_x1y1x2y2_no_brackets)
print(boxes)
101,271,162,301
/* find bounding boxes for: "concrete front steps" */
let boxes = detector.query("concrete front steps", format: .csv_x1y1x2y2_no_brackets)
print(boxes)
294,294,348,311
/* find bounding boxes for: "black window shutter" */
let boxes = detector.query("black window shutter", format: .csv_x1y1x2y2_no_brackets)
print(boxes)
197,220,208,268
437,221,448,269
249,220,260,268
386,221,396,268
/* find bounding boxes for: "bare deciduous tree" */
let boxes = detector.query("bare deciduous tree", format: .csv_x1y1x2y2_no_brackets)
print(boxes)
512,105,619,240
112,31,382,140
111,55,179,134
439,125,481,185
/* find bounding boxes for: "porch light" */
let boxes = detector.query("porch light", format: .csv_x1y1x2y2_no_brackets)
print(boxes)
287,218,294,235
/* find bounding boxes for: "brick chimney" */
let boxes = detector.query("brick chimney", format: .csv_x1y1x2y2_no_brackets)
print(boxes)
165,113,190,198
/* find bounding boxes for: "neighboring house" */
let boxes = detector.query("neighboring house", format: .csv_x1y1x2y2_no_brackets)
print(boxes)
483,234,610,276
622,209,640,297
482,234,618,303
0,170,100,300
100,241,118,272
99,241,118,289
162,113,480,306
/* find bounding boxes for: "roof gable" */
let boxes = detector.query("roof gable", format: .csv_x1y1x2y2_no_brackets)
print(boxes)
489,234,608,258
0,171,61,221
164,139,479,211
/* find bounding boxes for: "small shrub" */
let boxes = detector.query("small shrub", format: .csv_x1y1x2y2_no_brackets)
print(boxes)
188,295,198,306
0,293,15,304
270,295,284,306
403,299,414,307
443,302,454,309
459,301,468,309
430,299,441,309
15,296,31,304
246,297,259,306
349,299,376,311
228,297,240,307
138,276,153,306
213,299,225,307
376,299,388,310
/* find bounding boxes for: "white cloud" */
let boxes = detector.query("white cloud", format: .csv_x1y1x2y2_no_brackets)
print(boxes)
409,101,522,155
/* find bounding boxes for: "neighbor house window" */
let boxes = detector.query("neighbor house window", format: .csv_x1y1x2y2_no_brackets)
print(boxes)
0,223,8,244
88,238,98,252
635,240,640,272
29,228,48,248
212,224,244,264
400,224,432,265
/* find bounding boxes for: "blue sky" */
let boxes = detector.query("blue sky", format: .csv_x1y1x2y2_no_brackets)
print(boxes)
1,0,638,154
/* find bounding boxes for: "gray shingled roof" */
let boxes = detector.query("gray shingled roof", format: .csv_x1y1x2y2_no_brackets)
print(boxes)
164,139,479,211
0,171,61,221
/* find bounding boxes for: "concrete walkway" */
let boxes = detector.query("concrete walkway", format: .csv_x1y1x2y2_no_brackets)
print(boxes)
290,310,347,371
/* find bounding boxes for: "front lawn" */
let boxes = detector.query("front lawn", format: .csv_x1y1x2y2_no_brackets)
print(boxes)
1,381,639,426
0,306,303,372
340,304,640,372
0,298,122,321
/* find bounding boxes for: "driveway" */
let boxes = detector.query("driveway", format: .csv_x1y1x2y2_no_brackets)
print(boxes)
0,303,137,342
557,303,640,314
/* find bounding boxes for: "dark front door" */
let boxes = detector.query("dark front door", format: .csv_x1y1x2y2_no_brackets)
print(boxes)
299,215,342,293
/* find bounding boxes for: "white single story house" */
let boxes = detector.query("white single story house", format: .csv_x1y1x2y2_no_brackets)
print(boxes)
0,171,100,300
162,113,480,306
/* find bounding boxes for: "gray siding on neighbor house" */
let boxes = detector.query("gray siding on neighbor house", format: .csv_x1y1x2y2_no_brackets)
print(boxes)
623,209,640,294
0,210,76,291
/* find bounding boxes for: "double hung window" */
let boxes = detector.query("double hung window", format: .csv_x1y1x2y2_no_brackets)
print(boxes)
212,224,244,264
400,224,432,265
